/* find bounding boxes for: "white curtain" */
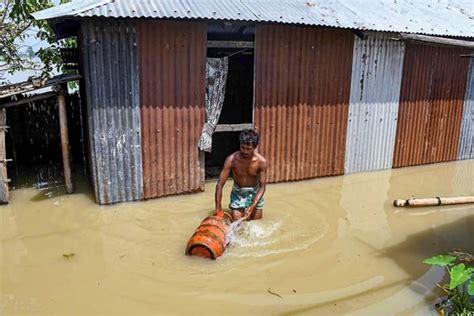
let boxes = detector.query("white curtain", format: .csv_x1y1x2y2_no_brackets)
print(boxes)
198,57,229,152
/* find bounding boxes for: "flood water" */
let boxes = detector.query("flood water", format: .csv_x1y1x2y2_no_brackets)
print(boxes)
1,160,473,315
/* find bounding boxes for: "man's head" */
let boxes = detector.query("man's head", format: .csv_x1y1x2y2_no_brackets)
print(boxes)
239,129,259,158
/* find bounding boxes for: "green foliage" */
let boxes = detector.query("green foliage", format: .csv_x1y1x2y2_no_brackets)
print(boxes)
469,280,474,296
424,252,474,315
424,255,457,266
0,0,76,81
449,264,474,290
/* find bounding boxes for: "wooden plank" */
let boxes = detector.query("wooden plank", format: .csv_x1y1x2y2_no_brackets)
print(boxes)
393,33,474,49
0,109,9,203
0,91,57,108
207,40,254,48
0,74,81,99
214,123,253,132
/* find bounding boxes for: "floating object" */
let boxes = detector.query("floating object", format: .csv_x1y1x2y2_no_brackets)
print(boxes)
393,196,474,207
185,211,231,259
62,253,75,259
268,288,283,299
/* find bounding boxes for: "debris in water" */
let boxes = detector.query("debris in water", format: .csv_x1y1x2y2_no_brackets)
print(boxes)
267,288,283,299
34,180,62,191
293,289,297,293
393,195,474,207
450,249,474,264
62,253,75,260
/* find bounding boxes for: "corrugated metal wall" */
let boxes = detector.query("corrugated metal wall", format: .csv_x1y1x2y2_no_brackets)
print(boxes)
458,58,474,160
136,20,206,199
255,25,354,182
393,44,470,167
81,20,143,204
345,33,405,173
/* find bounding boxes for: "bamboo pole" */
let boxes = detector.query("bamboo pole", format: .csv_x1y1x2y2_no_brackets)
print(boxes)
394,196,474,207
57,88,73,194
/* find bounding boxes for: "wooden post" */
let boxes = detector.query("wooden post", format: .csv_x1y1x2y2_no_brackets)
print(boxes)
0,109,9,203
57,88,73,194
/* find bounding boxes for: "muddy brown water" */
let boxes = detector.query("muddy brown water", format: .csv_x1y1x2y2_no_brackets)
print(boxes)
1,160,473,315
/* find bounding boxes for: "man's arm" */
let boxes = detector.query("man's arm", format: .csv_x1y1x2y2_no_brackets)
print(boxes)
215,155,233,212
245,159,267,218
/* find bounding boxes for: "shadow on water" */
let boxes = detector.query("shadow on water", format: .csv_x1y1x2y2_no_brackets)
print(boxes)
283,215,474,314
281,278,412,315
381,214,474,283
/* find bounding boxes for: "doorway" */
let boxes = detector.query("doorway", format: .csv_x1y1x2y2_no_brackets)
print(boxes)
205,23,255,178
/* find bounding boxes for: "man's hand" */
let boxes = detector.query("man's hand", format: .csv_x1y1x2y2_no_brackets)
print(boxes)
244,205,256,219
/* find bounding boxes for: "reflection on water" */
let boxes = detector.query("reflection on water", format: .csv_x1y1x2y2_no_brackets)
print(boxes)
1,160,473,315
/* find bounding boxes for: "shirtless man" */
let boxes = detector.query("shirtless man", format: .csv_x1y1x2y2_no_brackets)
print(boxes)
215,129,267,221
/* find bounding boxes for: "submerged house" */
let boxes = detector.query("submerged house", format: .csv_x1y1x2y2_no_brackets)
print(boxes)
32,0,474,205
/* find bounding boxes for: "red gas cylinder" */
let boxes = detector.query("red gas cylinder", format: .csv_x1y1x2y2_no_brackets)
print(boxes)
185,211,231,259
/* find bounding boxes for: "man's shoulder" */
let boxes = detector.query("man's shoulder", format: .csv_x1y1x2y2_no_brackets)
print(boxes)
255,152,267,164
226,151,239,162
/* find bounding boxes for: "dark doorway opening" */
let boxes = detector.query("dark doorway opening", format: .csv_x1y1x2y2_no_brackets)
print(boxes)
205,23,255,179
4,92,86,192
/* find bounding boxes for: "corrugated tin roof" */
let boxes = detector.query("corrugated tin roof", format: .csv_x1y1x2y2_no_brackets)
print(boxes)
32,0,474,38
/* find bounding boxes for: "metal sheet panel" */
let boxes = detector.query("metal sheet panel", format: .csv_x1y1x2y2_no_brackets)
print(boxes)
33,0,474,38
255,24,353,183
136,20,206,199
345,33,405,174
82,20,143,204
393,43,470,167
458,58,474,160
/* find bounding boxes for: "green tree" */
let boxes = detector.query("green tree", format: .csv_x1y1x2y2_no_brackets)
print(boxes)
0,0,74,82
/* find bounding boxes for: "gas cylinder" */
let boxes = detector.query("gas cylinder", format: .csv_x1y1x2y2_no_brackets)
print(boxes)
185,210,231,259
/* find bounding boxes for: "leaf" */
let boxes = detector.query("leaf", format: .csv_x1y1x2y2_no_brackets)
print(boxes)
468,279,474,296
423,255,457,266
448,264,471,290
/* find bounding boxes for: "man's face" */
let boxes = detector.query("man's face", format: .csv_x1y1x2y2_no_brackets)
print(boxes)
240,143,255,158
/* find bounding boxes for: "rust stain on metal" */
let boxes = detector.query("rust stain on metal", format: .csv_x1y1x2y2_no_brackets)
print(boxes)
255,25,354,182
136,20,207,199
393,43,470,167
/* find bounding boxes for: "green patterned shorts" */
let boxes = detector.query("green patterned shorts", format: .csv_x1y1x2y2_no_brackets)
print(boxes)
229,183,264,210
